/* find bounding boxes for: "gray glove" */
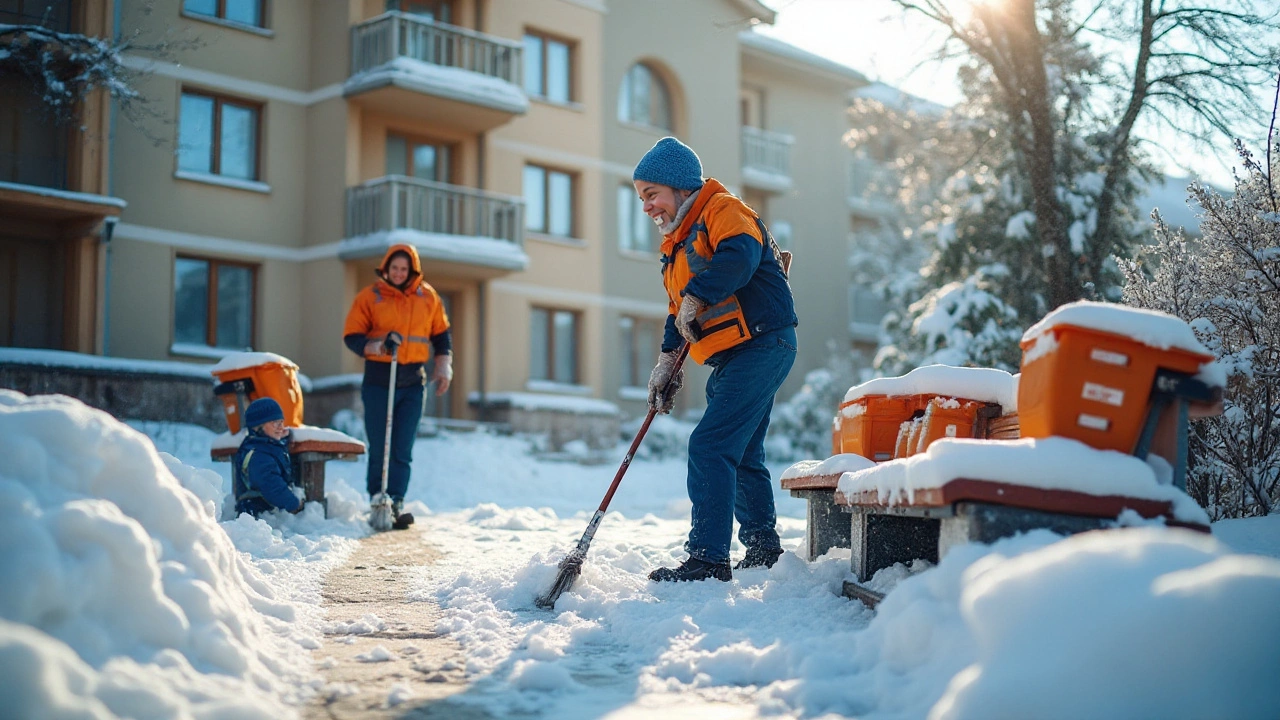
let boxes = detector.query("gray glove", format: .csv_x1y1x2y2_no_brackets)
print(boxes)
647,351,684,414
675,294,706,344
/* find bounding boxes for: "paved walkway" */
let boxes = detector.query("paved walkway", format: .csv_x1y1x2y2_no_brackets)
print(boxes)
305,527,474,719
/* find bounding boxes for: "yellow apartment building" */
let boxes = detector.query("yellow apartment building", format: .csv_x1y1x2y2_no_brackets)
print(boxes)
4,0,879,433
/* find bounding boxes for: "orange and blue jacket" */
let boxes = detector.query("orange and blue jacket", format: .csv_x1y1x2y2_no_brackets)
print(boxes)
343,243,452,387
660,178,797,365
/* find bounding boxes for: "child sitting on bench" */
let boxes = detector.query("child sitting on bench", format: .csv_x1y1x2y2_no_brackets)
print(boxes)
233,397,303,517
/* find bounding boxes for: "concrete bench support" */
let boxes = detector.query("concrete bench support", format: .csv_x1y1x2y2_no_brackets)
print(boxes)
791,489,851,560
848,510,940,582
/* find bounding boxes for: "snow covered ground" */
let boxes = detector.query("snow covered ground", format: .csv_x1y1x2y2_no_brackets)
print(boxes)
3,390,1279,719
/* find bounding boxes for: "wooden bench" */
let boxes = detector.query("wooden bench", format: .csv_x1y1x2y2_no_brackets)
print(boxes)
212,437,365,517
780,456,872,560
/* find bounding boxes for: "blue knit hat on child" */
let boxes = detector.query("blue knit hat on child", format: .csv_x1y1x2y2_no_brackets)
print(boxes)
633,137,705,191
244,397,284,429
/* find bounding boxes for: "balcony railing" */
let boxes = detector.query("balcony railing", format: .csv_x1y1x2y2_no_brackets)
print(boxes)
741,126,793,179
346,176,524,248
350,12,522,85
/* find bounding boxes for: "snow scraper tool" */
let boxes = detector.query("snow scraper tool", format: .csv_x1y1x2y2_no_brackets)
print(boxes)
535,342,690,609
370,334,401,533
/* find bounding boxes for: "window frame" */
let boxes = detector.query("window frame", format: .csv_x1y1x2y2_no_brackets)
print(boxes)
523,29,575,104
530,305,580,384
619,315,661,388
385,132,453,183
182,0,268,29
618,62,673,131
173,254,259,350
178,88,264,182
524,163,577,238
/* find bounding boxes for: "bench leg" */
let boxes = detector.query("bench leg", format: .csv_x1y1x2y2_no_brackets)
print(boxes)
850,512,940,583
806,492,851,560
297,460,329,518
939,502,1113,559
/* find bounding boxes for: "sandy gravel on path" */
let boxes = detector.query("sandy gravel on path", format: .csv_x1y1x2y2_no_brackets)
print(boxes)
305,526,473,719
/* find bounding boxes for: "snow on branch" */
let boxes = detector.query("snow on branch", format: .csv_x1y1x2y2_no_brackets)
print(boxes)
0,23,138,116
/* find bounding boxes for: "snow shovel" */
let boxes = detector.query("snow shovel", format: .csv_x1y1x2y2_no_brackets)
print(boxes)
370,334,401,533
535,341,691,609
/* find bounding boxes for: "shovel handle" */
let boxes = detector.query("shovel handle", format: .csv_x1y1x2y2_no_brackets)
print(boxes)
595,342,690,514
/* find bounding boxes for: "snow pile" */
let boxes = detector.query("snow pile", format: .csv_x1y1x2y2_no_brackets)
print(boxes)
781,453,876,480
208,352,298,375
843,364,1019,411
837,436,1209,525
1022,300,1212,358
0,391,322,718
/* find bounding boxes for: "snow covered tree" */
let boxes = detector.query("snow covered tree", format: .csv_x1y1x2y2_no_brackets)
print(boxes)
1121,135,1280,519
860,0,1278,374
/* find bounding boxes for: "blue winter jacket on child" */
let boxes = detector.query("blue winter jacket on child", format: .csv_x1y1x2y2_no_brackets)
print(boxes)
233,430,301,516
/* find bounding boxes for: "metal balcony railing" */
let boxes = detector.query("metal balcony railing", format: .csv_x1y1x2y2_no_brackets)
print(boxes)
741,126,793,179
350,12,522,85
346,176,525,247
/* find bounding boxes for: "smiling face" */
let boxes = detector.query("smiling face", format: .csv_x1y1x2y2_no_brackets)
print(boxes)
634,180,686,230
387,255,411,287
259,418,288,441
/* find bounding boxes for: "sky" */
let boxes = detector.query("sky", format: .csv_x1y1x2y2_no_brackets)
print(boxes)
757,0,1275,189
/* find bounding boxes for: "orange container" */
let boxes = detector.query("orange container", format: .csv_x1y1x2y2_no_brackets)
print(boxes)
1018,323,1211,453
831,416,842,457
915,398,985,454
212,360,304,433
893,420,913,459
838,395,925,462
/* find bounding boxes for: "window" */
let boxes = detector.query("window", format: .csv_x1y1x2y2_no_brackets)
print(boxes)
619,62,672,130
389,0,452,22
523,31,573,103
617,183,656,253
620,316,660,388
386,134,451,182
183,0,265,28
173,257,256,349
178,90,261,181
530,307,579,384
523,164,574,237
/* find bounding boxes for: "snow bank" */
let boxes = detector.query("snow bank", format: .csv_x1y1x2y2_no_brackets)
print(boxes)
843,365,1019,410
0,391,320,718
837,436,1208,525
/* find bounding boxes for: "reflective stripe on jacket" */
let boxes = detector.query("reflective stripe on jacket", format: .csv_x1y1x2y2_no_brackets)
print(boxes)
659,178,797,364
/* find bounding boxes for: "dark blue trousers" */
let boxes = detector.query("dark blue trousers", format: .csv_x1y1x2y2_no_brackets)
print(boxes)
362,380,424,501
684,326,796,564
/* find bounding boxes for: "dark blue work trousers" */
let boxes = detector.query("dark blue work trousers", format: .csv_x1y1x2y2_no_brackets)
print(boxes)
362,380,424,501
684,326,796,564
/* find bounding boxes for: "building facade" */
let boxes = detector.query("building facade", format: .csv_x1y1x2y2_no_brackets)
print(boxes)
4,0,873,431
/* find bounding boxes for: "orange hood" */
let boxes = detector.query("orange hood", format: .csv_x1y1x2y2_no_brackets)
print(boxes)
377,243,423,293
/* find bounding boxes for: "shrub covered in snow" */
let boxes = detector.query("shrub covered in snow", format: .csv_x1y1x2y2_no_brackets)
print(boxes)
1121,140,1280,519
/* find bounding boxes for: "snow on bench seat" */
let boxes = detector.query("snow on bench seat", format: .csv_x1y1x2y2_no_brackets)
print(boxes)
780,454,876,491
833,436,1208,527
210,426,365,458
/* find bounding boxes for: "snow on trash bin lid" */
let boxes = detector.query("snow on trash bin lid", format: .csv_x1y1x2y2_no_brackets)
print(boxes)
842,365,1019,410
209,352,299,376
1021,301,1211,357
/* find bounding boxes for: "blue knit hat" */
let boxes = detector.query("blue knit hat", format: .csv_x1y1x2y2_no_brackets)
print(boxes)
244,397,284,429
633,137,704,191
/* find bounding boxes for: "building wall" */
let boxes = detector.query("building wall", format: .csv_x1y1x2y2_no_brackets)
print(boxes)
96,0,863,429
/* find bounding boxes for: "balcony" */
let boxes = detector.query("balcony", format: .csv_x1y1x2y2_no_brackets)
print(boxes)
345,12,527,131
847,154,898,218
741,126,794,193
342,176,528,275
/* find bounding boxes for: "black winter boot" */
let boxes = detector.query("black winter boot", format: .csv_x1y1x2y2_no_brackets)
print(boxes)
648,557,731,583
392,500,414,530
734,547,783,570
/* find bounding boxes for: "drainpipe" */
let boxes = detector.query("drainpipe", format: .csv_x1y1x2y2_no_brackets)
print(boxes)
476,281,487,421
101,216,117,355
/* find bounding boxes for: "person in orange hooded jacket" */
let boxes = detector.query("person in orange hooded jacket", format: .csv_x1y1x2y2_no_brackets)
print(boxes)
634,137,798,582
343,244,452,529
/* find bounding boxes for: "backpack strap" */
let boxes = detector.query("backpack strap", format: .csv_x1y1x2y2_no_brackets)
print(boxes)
234,449,265,503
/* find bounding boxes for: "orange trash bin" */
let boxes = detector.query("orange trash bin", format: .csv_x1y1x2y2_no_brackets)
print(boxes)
913,397,986,455
210,353,305,433
1018,315,1213,454
838,394,925,462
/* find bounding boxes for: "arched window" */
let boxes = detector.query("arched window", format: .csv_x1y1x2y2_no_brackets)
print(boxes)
618,62,672,130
